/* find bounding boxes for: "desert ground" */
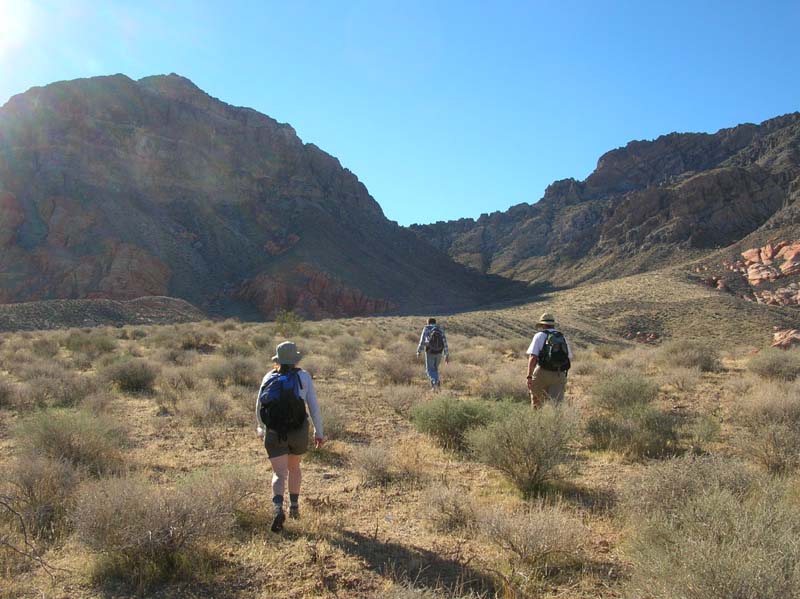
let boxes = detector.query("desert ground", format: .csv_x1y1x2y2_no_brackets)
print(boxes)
2,269,800,599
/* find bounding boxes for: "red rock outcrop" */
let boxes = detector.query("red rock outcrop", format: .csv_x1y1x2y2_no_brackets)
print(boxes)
0,191,24,247
237,264,397,319
772,329,800,349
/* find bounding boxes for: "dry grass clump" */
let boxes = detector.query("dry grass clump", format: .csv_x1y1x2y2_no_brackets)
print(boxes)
381,385,424,417
468,405,578,496
219,339,256,357
156,367,198,412
72,468,257,588
591,370,659,411
330,333,362,360
739,381,800,473
411,396,497,452
180,381,232,427
662,365,702,392
658,339,722,372
419,484,478,533
478,501,589,588
5,455,80,541
623,477,800,599
320,401,348,440
747,348,800,381
0,379,17,409
101,358,160,394
351,444,396,487
30,337,60,358
16,410,128,476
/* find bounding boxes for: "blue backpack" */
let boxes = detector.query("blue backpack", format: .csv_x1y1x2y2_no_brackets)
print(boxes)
258,369,307,439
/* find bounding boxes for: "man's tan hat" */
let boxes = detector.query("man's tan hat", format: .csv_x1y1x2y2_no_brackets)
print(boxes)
537,312,558,327
272,341,302,364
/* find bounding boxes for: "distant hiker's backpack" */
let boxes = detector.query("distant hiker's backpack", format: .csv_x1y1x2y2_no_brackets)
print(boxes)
427,327,445,354
538,331,570,372
258,369,307,439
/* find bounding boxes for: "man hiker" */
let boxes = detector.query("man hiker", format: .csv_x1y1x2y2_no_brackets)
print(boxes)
525,312,572,408
416,317,449,391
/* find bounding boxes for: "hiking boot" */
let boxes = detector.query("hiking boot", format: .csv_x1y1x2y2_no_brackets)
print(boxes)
289,505,300,519
271,507,286,532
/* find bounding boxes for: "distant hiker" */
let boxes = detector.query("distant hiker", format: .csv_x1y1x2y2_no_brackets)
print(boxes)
416,317,449,391
525,312,572,408
256,341,324,532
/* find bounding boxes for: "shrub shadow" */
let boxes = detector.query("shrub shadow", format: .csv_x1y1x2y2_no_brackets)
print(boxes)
332,529,497,596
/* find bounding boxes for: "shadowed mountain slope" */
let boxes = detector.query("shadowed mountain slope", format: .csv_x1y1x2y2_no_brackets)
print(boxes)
411,113,800,288
0,74,523,319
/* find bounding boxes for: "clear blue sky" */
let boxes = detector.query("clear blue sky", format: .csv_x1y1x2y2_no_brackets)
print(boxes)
1,1,798,226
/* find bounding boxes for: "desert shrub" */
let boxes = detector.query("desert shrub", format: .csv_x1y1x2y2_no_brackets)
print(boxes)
30,337,60,358
220,340,255,358
0,379,15,409
664,365,702,392
591,371,659,411
586,404,679,459
330,334,362,360
619,455,760,522
470,361,530,402
468,405,578,495
748,348,800,381
740,381,800,473
658,339,722,372
72,469,256,587
250,333,274,350
156,347,197,366
274,310,304,337
624,479,800,599
202,356,261,388
181,383,231,426
478,502,588,584
300,354,337,379
320,401,347,440
372,355,417,385
16,410,128,476
102,358,159,394
682,413,721,452
61,330,117,358
81,390,115,414
351,444,395,487
6,455,80,541
381,385,424,417
419,484,477,533
156,367,198,412
16,371,98,409
411,396,496,451
176,328,220,352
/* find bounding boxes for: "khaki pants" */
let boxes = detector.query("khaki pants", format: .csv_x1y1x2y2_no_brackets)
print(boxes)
529,365,567,408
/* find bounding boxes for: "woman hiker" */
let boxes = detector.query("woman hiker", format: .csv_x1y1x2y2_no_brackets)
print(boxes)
256,341,325,532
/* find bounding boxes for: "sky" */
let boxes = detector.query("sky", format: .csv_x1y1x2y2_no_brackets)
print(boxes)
1,1,798,226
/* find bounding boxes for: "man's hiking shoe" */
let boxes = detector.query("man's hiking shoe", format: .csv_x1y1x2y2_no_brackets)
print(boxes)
271,508,286,532
289,505,300,519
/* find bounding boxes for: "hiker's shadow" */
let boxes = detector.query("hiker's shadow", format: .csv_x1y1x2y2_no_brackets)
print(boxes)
332,529,497,595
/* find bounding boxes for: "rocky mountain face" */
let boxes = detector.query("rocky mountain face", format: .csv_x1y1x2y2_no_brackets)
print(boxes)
0,74,518,318
411,114,800,287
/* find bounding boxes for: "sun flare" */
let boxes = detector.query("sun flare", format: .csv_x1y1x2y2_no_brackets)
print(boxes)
0,0,36,59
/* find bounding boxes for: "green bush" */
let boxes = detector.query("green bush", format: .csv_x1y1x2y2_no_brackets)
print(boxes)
16,410,128,476
591,371,659,411
468,405,578,495
411,396,496,451
658,339,722,372
748,348,800,381
102,358,159,394
587,404,679,459
274,310,304,337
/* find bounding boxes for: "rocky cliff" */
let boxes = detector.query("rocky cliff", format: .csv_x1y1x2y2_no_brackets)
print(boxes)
411,114,800,287
0,74,519,318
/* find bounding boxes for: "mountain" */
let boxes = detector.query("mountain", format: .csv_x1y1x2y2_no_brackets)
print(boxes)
411,114,800,289
0,74,522,318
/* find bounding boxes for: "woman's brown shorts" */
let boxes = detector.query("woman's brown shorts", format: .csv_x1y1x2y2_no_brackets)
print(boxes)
264,419,309,458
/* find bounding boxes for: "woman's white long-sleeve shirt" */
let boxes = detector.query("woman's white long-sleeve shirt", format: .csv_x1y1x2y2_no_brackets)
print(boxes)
255,369,323,438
